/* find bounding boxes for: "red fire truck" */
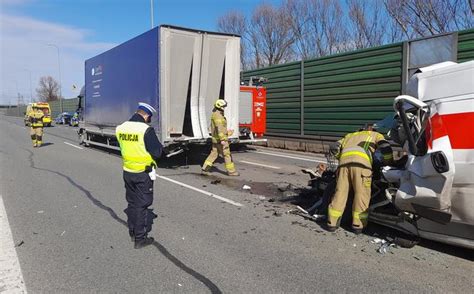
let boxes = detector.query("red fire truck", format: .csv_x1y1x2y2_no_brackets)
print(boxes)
239,77,267,139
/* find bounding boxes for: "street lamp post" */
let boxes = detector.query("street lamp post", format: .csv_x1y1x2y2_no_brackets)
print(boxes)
47,43,63,113
150,0,154,28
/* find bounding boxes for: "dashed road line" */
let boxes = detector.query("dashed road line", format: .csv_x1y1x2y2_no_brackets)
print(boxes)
156,174,243,207
64,142,83,149
239,160,281,170
0,194,27,293
252,150,324,163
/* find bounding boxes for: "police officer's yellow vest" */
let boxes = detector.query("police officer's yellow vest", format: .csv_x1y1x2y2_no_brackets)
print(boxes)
116,121,155,173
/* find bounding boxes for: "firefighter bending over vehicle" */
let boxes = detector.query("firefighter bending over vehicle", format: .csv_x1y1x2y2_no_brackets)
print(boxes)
327,124,393,234
202,99,239,176
29,104,44,147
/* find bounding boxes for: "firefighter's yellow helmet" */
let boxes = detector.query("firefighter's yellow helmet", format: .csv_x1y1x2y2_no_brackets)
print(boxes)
214,99,228,109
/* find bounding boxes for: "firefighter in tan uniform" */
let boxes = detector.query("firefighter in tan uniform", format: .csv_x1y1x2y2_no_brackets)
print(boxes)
327,125,393,234
202,99,239,176
29,104,44,147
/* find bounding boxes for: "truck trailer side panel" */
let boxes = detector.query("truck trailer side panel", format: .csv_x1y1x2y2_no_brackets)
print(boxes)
85,28,160,132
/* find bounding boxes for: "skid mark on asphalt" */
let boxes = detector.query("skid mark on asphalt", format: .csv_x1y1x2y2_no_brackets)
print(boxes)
23,149,222,294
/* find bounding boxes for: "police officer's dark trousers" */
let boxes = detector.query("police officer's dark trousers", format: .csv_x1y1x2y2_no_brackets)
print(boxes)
123,171,156,240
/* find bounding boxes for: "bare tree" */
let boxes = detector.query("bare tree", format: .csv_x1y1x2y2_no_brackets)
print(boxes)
36,76,60,102
217,11,251,70
384,0,474,38
216,0,473,68
347,0,388,49
249,3,296,67
284,0,313,60
307,0,352,57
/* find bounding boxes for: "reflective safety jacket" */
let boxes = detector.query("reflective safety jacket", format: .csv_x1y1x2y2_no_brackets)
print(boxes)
334,130,393,169
210,109,228,144
116,121,155,173
29,109,44,127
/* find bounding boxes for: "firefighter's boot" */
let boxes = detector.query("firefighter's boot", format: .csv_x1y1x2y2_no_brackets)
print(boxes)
201,164,212,175
227,171,240,176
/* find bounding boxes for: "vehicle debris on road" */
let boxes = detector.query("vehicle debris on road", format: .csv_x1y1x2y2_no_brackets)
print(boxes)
210,179,221,185
371,238,397,254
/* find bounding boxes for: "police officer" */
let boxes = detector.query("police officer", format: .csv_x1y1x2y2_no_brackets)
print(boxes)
116,102,163,249
29,104,44,147
202,99,239,176
327,124,393,234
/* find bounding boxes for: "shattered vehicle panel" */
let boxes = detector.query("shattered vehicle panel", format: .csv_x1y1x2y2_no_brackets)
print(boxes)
379,61,474,249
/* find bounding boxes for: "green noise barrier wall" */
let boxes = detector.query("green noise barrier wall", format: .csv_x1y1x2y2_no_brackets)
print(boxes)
243,28,474,141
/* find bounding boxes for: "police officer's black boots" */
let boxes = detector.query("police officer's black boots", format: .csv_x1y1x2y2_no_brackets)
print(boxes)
134,236,154,249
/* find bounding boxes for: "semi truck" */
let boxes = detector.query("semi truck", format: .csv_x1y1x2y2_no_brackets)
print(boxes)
79,25,241,154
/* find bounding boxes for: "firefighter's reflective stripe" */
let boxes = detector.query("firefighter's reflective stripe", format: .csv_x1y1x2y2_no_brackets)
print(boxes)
328,207,343,218
353,210,369,227
225,162,235,171
31,122,43,127
353,211,369,220
204,160,213,167
363,134,372,151
340,150,372,164
116,121,154,173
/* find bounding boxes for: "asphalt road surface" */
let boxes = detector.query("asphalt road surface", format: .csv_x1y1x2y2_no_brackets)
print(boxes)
1,114,473,293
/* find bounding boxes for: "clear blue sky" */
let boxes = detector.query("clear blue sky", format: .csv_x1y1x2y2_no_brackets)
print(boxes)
1,0,281,103
6,0,280,46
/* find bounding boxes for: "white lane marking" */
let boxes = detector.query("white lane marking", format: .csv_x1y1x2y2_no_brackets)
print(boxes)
239,160,281,170
252,150,324,163
63,142,83,150
156,174,243,207
0,195,27,293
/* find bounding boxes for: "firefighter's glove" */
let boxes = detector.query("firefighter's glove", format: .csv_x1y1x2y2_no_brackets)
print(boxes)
227,129,234,137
